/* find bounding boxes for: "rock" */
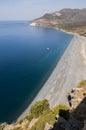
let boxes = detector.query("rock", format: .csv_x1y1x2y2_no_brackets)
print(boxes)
44,123,52,130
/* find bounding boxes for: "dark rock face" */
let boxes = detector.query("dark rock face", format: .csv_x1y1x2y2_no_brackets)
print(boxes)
50,86,86,130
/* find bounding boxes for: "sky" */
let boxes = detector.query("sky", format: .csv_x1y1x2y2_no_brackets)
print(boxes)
0,0,86,21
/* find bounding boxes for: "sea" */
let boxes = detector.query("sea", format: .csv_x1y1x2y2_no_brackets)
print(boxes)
0,21,73,123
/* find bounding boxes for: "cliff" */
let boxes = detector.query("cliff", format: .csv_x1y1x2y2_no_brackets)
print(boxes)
1,81,86,130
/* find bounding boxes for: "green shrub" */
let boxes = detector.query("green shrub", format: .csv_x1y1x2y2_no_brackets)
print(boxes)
18,118,24,124
13,128,22,130
29,99,50,118
25,122,30,129
41,110,56,125
30,110,56,130
77,80,86,88
52,104,70,115
31,120,45,130
25,114,34,121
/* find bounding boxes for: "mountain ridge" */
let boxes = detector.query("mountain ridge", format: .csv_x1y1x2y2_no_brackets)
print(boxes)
30,8,86,36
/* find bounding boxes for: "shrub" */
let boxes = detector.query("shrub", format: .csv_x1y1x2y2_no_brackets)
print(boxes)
30,110,56,130
77,80,86,88
52,104,70,115
24,114,33,121
29,99,50,118
18,118,24,124
31,120,45,130
13,128,22,130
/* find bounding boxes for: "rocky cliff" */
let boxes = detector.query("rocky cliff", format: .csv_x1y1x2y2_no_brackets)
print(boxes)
1,81,86,130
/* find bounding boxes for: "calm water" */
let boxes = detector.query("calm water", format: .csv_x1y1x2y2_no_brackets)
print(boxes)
0,21,73,123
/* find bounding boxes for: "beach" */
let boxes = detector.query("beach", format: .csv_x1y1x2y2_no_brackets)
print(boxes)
0,22,73,123
18,34,86,120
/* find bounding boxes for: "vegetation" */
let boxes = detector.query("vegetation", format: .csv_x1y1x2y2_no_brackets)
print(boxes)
52,104,70,115
18,115,31,124
13,128,22,130
18,100,51,130
31,110,56,130
1,80,86,130
77,80,86,88
30,103,70,130
29,99,50,118
0,100,70,130
59,25,86,37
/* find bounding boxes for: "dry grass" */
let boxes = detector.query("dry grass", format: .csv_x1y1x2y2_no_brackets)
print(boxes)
59,25,86,37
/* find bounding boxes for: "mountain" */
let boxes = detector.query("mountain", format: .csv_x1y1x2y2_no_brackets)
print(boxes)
30,8,86,36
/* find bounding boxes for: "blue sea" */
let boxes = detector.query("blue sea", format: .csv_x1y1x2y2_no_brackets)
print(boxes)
0,21,73,123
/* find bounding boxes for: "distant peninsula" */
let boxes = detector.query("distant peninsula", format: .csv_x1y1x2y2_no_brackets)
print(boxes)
30,8,86,36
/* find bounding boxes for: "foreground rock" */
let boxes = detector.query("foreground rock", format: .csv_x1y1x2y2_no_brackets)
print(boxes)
50,82,86,130
1,81,86,130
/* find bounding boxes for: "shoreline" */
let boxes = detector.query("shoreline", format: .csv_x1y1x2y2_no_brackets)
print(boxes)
17,35,75,121
18,27,86,121
30,23,78,35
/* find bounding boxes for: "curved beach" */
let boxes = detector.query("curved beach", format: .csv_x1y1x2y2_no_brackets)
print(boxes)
18,34,86,120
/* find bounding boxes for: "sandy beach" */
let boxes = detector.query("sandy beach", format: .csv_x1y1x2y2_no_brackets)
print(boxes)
18,34,86,121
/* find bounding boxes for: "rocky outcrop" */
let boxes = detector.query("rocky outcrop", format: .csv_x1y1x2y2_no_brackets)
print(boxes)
44,123,52,130
1,81,86,130
50,81,86,130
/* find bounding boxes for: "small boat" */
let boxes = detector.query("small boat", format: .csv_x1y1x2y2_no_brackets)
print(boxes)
46,48,50,50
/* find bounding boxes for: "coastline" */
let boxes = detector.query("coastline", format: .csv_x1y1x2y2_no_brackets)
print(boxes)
30,23,78,35
18,28,86,121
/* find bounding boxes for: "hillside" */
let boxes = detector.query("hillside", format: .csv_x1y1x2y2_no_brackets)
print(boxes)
30,8,86,36
1,81,86,130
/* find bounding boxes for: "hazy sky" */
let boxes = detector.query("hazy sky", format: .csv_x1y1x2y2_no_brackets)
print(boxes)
0,0,86,20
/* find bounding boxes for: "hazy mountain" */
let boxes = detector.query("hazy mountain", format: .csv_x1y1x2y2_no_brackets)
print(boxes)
30,8,86,36
31,8,86,26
